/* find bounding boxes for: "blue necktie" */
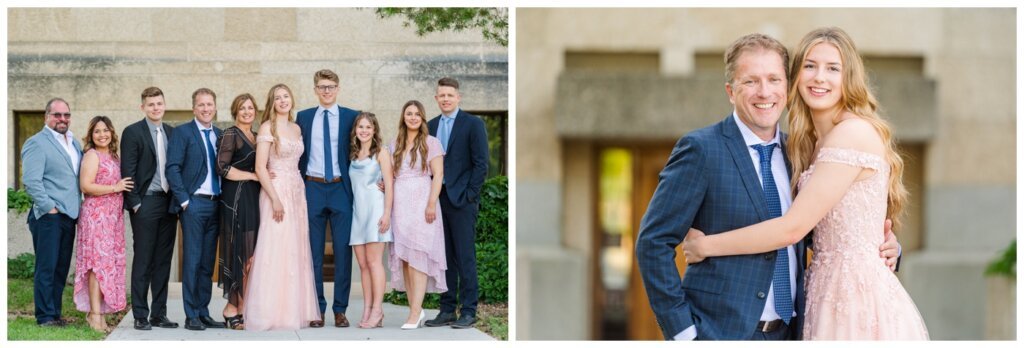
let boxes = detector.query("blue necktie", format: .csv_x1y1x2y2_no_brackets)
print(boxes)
438,116,451,153
202,129,220,195
322,109,334,180
752,143,793,324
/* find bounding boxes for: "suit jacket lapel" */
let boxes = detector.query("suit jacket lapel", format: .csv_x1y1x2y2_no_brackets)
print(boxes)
42,129,76,172
721,116,770,221
192,122,208,165
140,122,156,158
445,110,466,150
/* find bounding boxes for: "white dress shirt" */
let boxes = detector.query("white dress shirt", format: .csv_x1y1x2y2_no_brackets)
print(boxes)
307,104,341,178
46,125,80,174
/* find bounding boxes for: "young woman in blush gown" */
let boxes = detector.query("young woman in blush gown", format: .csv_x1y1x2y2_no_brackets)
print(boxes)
683,27,928,340
244,84,321,331
388,100,447,330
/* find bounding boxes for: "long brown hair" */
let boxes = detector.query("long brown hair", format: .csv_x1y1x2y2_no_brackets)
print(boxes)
260,84,295,154
350,112,383,160
82,115,119,160
786,27,908,231
393,100,429,172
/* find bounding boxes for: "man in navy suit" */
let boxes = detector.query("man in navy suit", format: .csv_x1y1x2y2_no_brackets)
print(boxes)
635,34,901,340
21,98,82,327
296,69,358,328
165,88,225,331
423,77,489,329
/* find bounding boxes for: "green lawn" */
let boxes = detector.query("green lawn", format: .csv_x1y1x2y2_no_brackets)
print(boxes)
477,303,508,340
7,278,126,340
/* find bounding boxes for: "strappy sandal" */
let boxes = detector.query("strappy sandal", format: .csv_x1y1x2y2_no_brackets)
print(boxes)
224,314,244,330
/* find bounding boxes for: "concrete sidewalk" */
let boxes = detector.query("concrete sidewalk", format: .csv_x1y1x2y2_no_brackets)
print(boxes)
106,282,493,341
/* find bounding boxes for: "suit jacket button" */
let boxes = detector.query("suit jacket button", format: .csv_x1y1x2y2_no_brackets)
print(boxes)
765,254,772,260
757,292,766,299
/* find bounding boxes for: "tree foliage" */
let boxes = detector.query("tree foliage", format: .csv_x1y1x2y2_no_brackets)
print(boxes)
376,8,508,47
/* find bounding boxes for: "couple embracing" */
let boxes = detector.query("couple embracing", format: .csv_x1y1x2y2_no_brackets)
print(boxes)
636,28,929,340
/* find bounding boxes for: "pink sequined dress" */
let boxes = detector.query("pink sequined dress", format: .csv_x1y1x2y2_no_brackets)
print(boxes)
73,149,127,313
388,136,448,293
244,134,321,331
798,147,928,340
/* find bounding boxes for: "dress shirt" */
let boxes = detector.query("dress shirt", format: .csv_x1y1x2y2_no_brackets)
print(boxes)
307,104,341,178
46,125,80,174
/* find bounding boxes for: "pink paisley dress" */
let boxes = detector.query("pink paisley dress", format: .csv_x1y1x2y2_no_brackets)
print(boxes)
388,136,447,293
799,147,928,340
73,149,127,313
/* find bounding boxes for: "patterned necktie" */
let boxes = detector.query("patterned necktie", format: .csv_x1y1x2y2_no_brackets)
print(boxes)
439,116,451,153
203,128,220,195
752,143,793,324
323,109,334,180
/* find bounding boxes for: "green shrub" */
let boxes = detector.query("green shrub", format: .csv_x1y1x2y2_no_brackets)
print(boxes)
8,188,33,214
985,239,1016,277
383,290,441,309
9,253,35,279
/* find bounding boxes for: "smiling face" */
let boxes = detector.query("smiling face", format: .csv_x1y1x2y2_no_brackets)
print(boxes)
192,93,216,127
355,117,375,143
141,95,165,123
273,87,292,117
237,99,257,126
725,49,788,141
434,85,460,114
797,42,844,115
46,101,71,134
315,78,338,107
403,104,424,131
91,120,112,149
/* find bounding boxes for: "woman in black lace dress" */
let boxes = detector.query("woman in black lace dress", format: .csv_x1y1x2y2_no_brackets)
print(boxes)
216,93,261,330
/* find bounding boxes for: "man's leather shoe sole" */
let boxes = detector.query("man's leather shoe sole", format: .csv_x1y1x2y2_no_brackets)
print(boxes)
134,319,152,330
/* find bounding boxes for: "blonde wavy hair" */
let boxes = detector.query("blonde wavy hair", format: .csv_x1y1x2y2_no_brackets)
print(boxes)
785,27,909,231
260,83,295,154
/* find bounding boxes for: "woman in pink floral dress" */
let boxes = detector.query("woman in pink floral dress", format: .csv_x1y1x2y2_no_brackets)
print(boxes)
75,116,134,332
388,100,446,329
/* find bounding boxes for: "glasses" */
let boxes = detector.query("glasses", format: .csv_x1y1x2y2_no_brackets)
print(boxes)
316,85,338,92
49,112,72,119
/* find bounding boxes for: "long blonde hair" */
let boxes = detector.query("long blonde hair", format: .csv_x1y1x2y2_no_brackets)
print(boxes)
786,27,908,231
393,100,429,173
260,83,295,154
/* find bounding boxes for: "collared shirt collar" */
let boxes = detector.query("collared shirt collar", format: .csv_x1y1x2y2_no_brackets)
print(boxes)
316,104,339,117
441,107,460,120
194,118,214,131
732,111,781,148
145,118,163,132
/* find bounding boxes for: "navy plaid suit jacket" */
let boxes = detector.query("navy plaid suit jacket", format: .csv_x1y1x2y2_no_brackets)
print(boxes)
636,115,808,340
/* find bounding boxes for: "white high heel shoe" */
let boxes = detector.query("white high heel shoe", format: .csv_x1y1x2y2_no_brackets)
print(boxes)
400,310,426,330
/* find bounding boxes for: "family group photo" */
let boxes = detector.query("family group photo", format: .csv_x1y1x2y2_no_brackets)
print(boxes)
6,7,508,341
516,7,1015,340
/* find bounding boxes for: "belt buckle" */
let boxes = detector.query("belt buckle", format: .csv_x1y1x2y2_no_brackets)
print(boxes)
758,319,782,332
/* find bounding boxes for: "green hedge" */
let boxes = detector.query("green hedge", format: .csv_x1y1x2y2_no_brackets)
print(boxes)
385,175,509,306
8,188,33,214
9,253,35,279
985,239,1016,277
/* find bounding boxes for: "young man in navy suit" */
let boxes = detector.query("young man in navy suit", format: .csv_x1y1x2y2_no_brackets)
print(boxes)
296,69,359,328
165,88,225,331
423,77,489,329
635,34,902,340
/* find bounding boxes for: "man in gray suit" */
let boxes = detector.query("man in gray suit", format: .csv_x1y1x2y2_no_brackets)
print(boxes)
21,97,83,327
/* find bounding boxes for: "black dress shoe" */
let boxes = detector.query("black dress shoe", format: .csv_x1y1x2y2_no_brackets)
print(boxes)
150,316,179,328
451,314,477,329
424,312,457,327
184,318,206,331
134,318,152,330
38,319,65,327
198,315,225,328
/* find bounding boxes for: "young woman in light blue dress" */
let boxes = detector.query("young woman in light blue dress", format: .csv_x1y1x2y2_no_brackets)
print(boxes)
348,112,394,329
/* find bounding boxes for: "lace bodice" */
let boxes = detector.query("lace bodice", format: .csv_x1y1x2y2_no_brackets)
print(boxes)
257,135,304,173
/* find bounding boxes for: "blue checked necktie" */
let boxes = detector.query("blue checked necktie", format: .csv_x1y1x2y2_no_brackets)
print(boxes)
322,109,334,180
752,143,793,324
202,129,220,195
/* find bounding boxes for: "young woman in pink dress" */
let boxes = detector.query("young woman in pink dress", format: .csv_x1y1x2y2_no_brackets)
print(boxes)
75,116,134,332
244,83,321,331
683,27,928,340
388,100,446,329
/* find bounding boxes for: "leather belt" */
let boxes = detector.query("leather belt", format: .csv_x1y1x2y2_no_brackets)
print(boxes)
305,175,342,183
145,191,168,197
756,319,785,333
194,194,219,200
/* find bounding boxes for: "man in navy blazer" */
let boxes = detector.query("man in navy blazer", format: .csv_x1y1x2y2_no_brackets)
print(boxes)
636,34,901,340
165,88,225,331
296,69,358,328
21,98,82,327
423,77,489,329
